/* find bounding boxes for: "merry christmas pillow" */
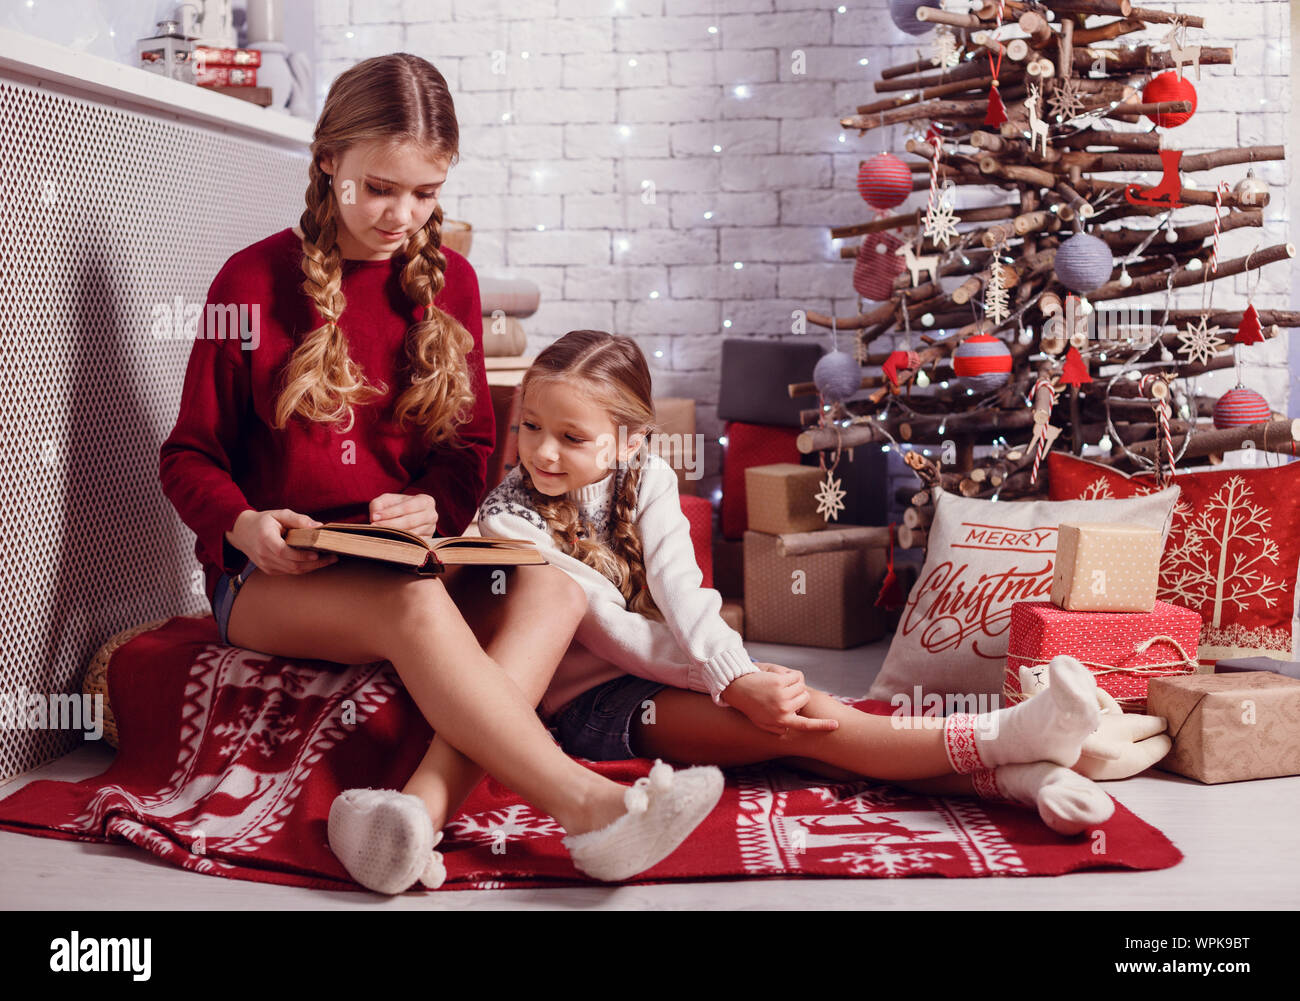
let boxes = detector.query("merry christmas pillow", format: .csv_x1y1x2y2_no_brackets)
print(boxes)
868,485,1180,703
1048,452,1300,666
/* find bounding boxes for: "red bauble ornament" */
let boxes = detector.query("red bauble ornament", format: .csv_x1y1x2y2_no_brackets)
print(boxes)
984,85,1008,126
1235,303,1265,345
1061,347,1093,386
1142,72,1197,128
856,153,913,210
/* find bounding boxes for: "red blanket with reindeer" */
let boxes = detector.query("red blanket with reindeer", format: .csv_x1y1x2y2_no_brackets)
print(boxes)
0,615,1181,889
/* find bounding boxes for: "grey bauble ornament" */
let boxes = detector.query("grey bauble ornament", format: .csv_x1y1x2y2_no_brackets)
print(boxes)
889,0,933,36
814,350,863,404
1054,232,1114,293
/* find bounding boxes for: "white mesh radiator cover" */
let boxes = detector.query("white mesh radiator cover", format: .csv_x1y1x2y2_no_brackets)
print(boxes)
0,78,309,781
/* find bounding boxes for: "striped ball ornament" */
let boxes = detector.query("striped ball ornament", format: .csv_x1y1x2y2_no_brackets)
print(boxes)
952,333,1013,392
857,153,913,210
1213,386,1271,430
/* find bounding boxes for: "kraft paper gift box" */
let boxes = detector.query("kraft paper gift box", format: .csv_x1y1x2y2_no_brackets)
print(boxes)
1051,522,1162,613
651,396,698,497
745,463,828,536
720,599,745,638
1147,671,1300,783
1004,599,1201,713
743,530,887,649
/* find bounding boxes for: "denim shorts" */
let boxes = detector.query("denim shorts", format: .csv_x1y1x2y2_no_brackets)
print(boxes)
211,558,258,646
548,675,667,762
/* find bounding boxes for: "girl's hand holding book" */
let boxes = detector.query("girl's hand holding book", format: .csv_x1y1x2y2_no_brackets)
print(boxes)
722,665,839,736
226,509,339,575
369,492,438,538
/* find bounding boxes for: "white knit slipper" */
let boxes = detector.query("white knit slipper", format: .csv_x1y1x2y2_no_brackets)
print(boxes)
562,760,724,882
417,831,446,890
327,788,435,894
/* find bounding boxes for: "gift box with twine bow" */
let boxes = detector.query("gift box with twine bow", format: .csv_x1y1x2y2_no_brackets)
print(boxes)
1004,600,1201,712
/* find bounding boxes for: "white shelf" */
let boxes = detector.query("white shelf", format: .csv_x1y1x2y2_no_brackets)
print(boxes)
0,26,312,150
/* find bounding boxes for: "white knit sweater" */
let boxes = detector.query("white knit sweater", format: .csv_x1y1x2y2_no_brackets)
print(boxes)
476,453,757,719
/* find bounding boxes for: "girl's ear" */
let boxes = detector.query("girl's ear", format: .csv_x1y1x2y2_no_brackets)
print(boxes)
622,430,646,461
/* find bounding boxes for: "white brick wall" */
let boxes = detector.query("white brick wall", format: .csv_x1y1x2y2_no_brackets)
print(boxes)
313,0,1295,494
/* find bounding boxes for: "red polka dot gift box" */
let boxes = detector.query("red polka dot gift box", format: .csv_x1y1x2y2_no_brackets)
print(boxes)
1047,452,1300,668
1004,599,1202,714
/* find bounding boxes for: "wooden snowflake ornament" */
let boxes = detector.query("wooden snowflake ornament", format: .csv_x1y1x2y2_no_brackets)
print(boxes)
815,471,846,522
1177,316,1226,367
1048,77,1087,123
922,193,959,249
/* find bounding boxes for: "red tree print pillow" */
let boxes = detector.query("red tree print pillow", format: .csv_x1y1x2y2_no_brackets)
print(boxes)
1048,452,1300,665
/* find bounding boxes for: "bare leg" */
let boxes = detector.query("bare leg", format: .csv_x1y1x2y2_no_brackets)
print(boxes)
226,559,629,836
400,564,577,830
631,686,958,781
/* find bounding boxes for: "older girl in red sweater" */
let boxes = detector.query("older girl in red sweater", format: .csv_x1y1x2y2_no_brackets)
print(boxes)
160,54,721,894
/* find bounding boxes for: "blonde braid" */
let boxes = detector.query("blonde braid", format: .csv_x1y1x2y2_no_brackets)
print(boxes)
276,162,387,432
610,441,663,622
392,199,476,447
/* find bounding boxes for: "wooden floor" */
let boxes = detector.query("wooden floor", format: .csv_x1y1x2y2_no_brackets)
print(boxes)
2,638,1298,910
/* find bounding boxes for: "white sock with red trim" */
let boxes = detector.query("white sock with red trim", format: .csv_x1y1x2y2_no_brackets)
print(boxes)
943,655,1099,773
974,762,1115,835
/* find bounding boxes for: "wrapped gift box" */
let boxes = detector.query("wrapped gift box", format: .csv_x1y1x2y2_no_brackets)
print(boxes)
1148,671,1300,783
1004,600,1201,712
1051,522,1161,613
1214,657,1300,681
720,421,802,539
743,530,887,648
720,599,744,637
652,396,698,497
678,493,714,588
745,463,827,536
718,339,824,428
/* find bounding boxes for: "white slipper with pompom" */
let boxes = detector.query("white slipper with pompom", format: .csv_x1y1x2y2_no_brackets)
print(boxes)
562,759,723,882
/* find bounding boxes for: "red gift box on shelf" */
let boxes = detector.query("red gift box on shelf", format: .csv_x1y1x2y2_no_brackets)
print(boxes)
1004,600,1201,712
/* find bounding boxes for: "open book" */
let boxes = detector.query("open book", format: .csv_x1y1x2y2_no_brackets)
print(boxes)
284,523,545,576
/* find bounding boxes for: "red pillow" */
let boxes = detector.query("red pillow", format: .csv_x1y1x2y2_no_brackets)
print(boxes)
1048,452,1300,665
678,494,714,590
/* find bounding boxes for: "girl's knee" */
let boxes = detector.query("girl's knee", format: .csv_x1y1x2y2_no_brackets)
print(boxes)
518,563,587,619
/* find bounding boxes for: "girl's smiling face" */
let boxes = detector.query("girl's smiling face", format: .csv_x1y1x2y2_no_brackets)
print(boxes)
518,380,643,496
319,140,450,261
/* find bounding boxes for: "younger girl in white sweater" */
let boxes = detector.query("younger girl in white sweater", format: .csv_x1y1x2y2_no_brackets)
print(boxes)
472,330,1131,837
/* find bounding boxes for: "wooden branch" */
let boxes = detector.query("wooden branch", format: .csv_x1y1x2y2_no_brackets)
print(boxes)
1062,145,1286,175
1090,243,1296,302
1129,6,1206,28
916,6,982,29
832,204,1014,241
1079,176,1269,209
1071,44,1232,72
1102,209,1262,253
1128,420,1299,462
1049,0,1132,16
777,525,893,556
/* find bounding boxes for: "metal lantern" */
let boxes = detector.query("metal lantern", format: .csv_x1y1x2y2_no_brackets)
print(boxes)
137,20,197,84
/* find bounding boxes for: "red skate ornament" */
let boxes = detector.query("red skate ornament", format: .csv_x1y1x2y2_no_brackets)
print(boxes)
1125,148,1186,209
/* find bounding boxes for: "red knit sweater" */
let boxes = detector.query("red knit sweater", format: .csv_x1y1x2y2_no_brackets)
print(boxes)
159,227,495,605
